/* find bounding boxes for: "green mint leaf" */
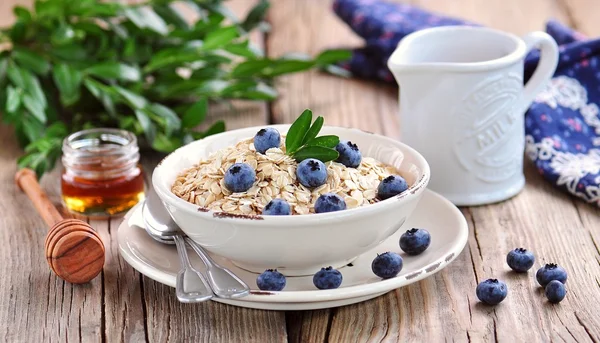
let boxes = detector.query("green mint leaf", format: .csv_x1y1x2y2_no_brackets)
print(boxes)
315,49,352,65
86,62,141,82
13,6,31,22
285,109,312,154
51,25,76,46
153,4,190,30
5,86,21,113
220,82,277,100
53,63,82,106
202,26,239,50
12,48,50,76
22,94,46,123
241,1,270,32
182,98,208,129
230,60,273,77
293,146,339,163
201,120,226,138
306,135,339,149
8,64,48,108
224,41,262,59
302,116,324,145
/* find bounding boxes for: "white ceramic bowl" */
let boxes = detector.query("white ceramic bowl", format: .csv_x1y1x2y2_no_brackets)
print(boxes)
153,125,430,276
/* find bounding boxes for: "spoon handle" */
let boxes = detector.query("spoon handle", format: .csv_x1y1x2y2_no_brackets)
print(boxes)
15,168,64,227
185,237,250,299
173,235,213,303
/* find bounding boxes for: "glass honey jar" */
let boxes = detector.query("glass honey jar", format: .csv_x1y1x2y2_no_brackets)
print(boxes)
61,128,145,217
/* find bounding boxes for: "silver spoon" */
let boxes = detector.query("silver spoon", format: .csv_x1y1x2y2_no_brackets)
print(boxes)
142,199,212,303
143,185,250,299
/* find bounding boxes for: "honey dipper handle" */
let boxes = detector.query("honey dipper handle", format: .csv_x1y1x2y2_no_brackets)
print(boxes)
15,168,64,227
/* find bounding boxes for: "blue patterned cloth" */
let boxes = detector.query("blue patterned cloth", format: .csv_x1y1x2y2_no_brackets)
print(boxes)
333,0,600,207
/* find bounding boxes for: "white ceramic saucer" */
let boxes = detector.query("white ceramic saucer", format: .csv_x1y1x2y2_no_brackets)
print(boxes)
118,189,468,310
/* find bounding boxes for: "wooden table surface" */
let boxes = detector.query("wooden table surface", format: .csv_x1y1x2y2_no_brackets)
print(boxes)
2,0,600,342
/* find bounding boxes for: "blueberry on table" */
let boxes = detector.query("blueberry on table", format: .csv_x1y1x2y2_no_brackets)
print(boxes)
377,175,408,200
476,279,508,305
399,228,431,255
545,280,567,303
224,163,256,193
296,158,328,188
506,248,535,272
262,199,291,215
314,193,347,213
254,128,281,154
313,266,343,290
536,263,568,287
335,140,362,168
371,252,403,279
256,269,286,291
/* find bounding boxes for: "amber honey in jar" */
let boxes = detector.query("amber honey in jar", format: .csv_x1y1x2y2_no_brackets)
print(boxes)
61,128,145,217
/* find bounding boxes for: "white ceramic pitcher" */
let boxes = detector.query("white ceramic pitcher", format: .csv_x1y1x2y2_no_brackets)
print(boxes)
387,26,559,206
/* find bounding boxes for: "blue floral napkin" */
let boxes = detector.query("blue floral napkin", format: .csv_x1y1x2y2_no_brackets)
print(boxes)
333,0,600,207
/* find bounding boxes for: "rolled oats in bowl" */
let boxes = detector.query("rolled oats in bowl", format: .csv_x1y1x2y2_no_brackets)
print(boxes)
171,110,409,216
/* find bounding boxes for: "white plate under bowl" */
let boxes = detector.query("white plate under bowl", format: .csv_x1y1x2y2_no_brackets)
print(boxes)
118,189,468,310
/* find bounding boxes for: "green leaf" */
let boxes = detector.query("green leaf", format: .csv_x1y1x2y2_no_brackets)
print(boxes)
134,109,156,143
151,133,182,153
53,63,82,106
230,60,272,77
241,1,270,32
52,44,88,61
21,70,47,108
22,94,46,123
13,6,31,22
202,120,225,138
220,82,277,100
315,49,352,65
86,62,141,82
262,60,315,77
285,109,312,154
5,86,21,113
301,116,324,144
293,146,339,163
147,103,181,135
35,0,63,18
306,135,340,149
124,7,169,35
20,115,45,143
202,26,239,50
144,52,204,73
114,86,148,109
51,25,76,46
224,41,262,59
202,4,238,23
323,64,352,78
153,4,190,30
182,98,208,129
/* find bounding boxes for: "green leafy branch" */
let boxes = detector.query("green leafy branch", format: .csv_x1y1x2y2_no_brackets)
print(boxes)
0,0,351,178
285,109,339,163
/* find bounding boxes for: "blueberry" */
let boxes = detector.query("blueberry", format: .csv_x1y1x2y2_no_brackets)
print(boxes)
545,280,567,303
371,252,403,279
399,228,431,255
262,199,291,215
506,248,535,272
314,193,346,213
476,279,508,305
296,158,328,188
256,269,286,291
254,128,281,154
536,263,567,287
335,140,362,168
224,163,256,193
377,175,408,200
313,266,343,290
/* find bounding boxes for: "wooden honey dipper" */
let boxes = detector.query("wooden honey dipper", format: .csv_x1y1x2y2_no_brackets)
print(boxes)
15,168,105,284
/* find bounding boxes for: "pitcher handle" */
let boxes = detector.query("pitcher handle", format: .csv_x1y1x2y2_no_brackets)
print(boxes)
520,31,559,114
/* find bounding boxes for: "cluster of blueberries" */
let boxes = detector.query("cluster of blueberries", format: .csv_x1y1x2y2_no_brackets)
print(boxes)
256,228,431,291
476,248,568,305
223,127,410,215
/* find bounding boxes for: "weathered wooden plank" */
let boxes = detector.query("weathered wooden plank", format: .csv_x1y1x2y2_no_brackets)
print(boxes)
269,0,600,342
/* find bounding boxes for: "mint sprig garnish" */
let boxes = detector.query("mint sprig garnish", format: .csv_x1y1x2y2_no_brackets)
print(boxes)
285,109,339,162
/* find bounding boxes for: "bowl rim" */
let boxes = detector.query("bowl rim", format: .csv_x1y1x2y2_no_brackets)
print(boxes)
152,125,430,225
